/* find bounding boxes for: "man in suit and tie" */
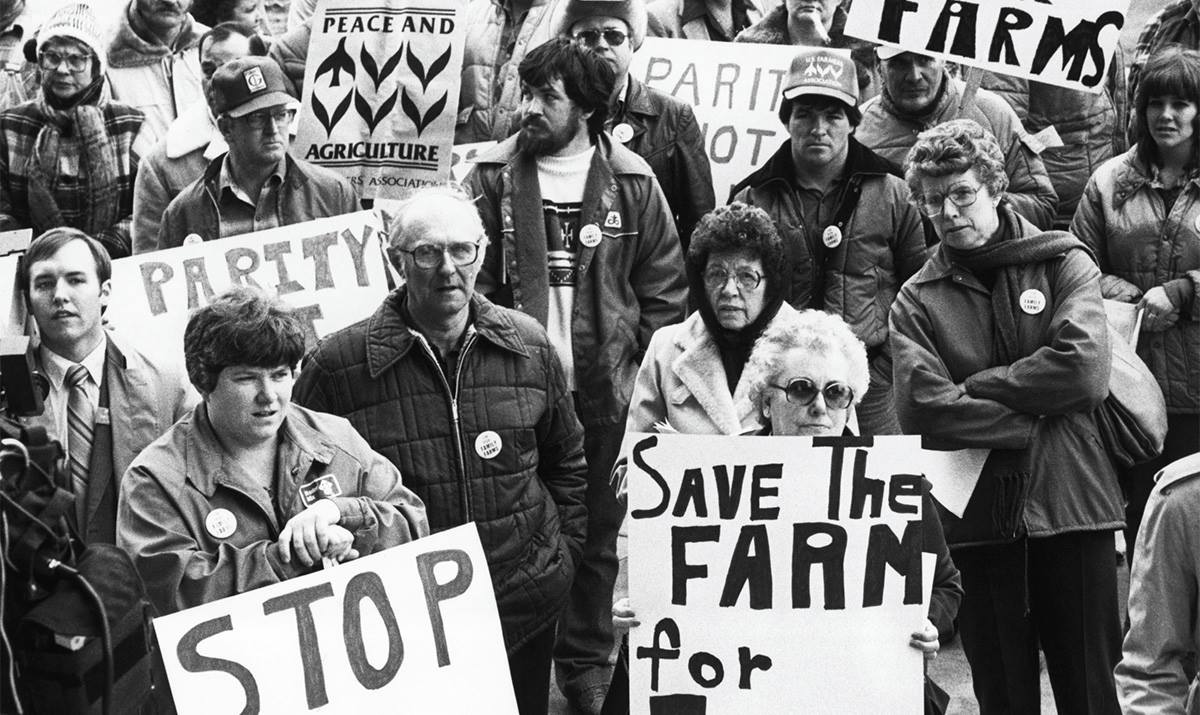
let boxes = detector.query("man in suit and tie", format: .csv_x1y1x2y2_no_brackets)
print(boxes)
18,227,195,544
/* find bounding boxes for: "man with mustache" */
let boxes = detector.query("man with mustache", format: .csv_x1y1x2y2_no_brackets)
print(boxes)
856,48,1059,230
107,0,209,144
18,227,194,545
730,47,925,435
463,37,687,715
157,56,357,245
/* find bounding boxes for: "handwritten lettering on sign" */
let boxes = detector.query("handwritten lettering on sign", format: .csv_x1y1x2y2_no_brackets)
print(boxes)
844,0,1129,92
295,0,467,198
626,434,929,713
154,526,519,714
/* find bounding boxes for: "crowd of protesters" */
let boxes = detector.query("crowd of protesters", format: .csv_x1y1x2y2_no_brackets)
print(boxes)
1,0,1198,713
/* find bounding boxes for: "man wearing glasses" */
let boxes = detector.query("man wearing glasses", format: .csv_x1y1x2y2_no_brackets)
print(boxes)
730,47,926,435
158,56,357,247
558,0,714,251
293,186,589,715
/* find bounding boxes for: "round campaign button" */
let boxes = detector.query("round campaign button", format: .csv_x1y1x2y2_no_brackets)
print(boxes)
1019,289,1046,315
205,508,237,539
475,430,503,459
579,223,603,248
183,233,204,245
612,122,634,143
822,225,843,248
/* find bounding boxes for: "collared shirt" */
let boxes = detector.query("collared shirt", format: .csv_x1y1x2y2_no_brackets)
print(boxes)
40,336,107,451
217,154,288,237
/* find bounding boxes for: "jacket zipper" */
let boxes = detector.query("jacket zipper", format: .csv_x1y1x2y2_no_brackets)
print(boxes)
416,331,478,523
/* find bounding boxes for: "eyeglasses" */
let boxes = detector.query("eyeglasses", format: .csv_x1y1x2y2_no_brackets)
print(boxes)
573,29,628,47
38,50,91,72
235,108,296,131
703,266,763,292
767,377,855,410
919,184,981,217
399,241,482,269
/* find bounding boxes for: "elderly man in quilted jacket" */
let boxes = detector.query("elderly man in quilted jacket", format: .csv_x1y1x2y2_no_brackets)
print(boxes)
293,186,588,715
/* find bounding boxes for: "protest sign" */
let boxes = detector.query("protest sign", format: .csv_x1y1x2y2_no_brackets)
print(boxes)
154,525,518,715
107,212,388,351
844,0,1130,93
631,38,801,202
450,141,497,183
0,255,24,337
294,0,467,199
626,434,935,713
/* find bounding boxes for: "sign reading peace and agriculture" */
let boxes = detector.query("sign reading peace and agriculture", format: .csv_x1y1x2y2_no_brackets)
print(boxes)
626,434,933,713
631,39,803,202
154,525,518,715
294,0,467,198
844,0,1130,92
107,212,388,351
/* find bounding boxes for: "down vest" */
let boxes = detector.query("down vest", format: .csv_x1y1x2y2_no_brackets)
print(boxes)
857,74,1058,230
730,137,927,351
292,290,588,652
1070,147,1200,413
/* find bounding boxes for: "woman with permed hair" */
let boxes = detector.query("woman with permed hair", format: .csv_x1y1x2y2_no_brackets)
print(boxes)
890,118,1121,713
116,286,429,616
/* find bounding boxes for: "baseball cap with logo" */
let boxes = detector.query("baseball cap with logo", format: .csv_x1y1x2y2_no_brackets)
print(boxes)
210,56,298,118
778,47,861,124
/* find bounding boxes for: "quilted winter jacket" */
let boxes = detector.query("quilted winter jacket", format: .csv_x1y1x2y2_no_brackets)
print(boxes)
857,74,1058,230
463,133,688,428
455,0,563,143
730,137,927,350
291,290,589,652
106,3,207,145
1070,147,1200,413
889,204,1122,537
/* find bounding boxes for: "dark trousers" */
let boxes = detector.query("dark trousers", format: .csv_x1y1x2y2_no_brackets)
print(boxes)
510,626,556,715
955,532,1121,715
1123,414,1200,567
554,412,624,700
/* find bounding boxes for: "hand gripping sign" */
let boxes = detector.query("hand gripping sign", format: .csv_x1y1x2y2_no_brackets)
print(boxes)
153,525,519,714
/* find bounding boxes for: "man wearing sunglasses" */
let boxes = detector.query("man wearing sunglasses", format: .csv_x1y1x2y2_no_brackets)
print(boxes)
132,21,268,253
158,56,357,247
557,0,714,251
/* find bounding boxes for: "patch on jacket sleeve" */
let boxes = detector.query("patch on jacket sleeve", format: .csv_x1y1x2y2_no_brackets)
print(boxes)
299,474,343,506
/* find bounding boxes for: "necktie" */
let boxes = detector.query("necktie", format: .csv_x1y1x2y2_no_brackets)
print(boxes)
65,363,94,497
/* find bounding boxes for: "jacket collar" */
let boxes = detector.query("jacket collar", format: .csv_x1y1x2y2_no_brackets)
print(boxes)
622,77,659,119
915,202,1050,285
1109,146,1200,209
364,289,531,379
109,3,205,68
165,101,226,159
731,136,896,195
1156,452,1200,491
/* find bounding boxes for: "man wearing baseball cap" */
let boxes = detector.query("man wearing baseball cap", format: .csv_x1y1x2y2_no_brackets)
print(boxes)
857,47,1057,229
730,46,926,435
158,55,358,247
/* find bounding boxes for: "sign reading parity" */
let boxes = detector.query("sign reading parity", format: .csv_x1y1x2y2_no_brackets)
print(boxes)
626,434,927,713
154,525,518,715
107,212,388,351
631,38,800,202
294,0,467,198
845,0,1129,92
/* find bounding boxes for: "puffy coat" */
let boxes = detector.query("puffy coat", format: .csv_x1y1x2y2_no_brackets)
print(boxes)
730,137,927,351
981,49,1126,228
117,402,429,616
616,77,715,249
1070,147,1200,413
647,0,780,41
857,74,1058,230
889,204,1122,537
1117,452,1200,714
291,290,588,652
158,153,358,248
456,0,563,144
464,133,688,428
106,3,207,145
626,303,799,436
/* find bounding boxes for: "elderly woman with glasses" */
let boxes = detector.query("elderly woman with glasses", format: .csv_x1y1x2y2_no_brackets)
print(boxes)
0,3,150,258
889,118,1122,714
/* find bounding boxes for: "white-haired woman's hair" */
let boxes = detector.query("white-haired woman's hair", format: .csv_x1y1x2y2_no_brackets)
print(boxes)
743,309,870,412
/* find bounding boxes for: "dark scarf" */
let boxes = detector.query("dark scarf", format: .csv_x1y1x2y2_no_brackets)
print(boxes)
942,214,1083,542
687,261,785,394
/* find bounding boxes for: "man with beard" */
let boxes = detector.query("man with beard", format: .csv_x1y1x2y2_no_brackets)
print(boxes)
463,37,687,715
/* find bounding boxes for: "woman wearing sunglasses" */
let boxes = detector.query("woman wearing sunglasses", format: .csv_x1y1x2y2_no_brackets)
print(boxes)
890,119,1122,713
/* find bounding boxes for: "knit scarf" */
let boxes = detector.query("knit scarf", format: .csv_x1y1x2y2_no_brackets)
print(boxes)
942,221,1083,542
24,78,122,237
687,260,786,394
